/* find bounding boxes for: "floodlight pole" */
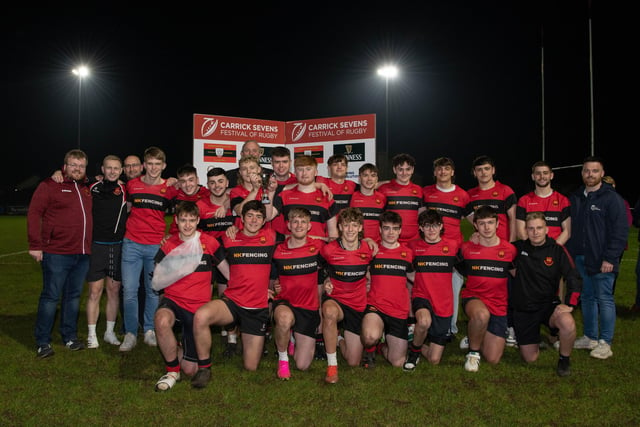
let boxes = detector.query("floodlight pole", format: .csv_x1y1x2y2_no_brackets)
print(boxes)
72,66,89,149
384,76,390,154
377,65,398,156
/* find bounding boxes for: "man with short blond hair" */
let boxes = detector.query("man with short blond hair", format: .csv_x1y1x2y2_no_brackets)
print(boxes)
85,155,128,349
512,212,581,376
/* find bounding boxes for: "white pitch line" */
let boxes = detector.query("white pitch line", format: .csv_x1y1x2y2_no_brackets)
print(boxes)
0,250,28,258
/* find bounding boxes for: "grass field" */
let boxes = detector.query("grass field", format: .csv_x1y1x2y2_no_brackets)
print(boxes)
1,215,639,426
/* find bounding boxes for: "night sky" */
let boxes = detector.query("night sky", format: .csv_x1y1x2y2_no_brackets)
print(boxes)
4,3,636,205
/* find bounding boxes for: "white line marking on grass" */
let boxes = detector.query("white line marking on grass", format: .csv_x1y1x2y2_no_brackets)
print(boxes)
0,250,28,258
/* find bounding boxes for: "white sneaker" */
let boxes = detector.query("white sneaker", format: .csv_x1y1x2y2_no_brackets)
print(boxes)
573,335,598,350
464,352,481,372
590,340,613,359
103,331,121,346
155,371,180,392
87,334,99,349
144,330,157,347
119,332,137,352
506,327,517,347
553,340,560,351
459,336,469,350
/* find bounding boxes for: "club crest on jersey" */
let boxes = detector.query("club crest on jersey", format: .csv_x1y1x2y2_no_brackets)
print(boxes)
160,188,167,194
360,253,367,260
260,236,267,244
309,246,317,253
316,197,322,203
401,251,407,258
412,189,418,195
498,250,506,259
442,246,450,255
552,200,559,206
492,191,499,198
113,187,122,196
343,185,349,192
544,257,554,267
453,196,459,203
376,198,382,204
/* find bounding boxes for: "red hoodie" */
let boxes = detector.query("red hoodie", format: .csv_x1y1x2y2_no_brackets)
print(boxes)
28,178,93,255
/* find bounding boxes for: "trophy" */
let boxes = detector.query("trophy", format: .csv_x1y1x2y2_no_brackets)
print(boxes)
260,170,273,205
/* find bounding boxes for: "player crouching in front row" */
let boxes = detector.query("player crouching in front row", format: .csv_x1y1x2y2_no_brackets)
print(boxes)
360,211,414,369
152,201,229,391
511,212,581,376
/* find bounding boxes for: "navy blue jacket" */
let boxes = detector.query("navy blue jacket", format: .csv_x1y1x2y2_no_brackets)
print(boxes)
567,182,629,275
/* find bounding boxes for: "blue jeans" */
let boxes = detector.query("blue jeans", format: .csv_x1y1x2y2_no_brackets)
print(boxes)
121,238,159,335
575,255,616,344
35,253,90,345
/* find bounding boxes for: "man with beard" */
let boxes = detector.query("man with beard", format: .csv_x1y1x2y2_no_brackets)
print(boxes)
516,161,571,245
28,149,93,357
567,157,628,360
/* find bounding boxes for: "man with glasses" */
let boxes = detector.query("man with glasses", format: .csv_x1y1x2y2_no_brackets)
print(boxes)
122,155,143,182
28,149,93,358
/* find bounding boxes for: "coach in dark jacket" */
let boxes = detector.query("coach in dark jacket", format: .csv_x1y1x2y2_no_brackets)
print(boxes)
566,156,628,360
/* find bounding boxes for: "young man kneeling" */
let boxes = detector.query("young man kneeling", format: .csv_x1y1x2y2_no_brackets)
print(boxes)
152,201,228,391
